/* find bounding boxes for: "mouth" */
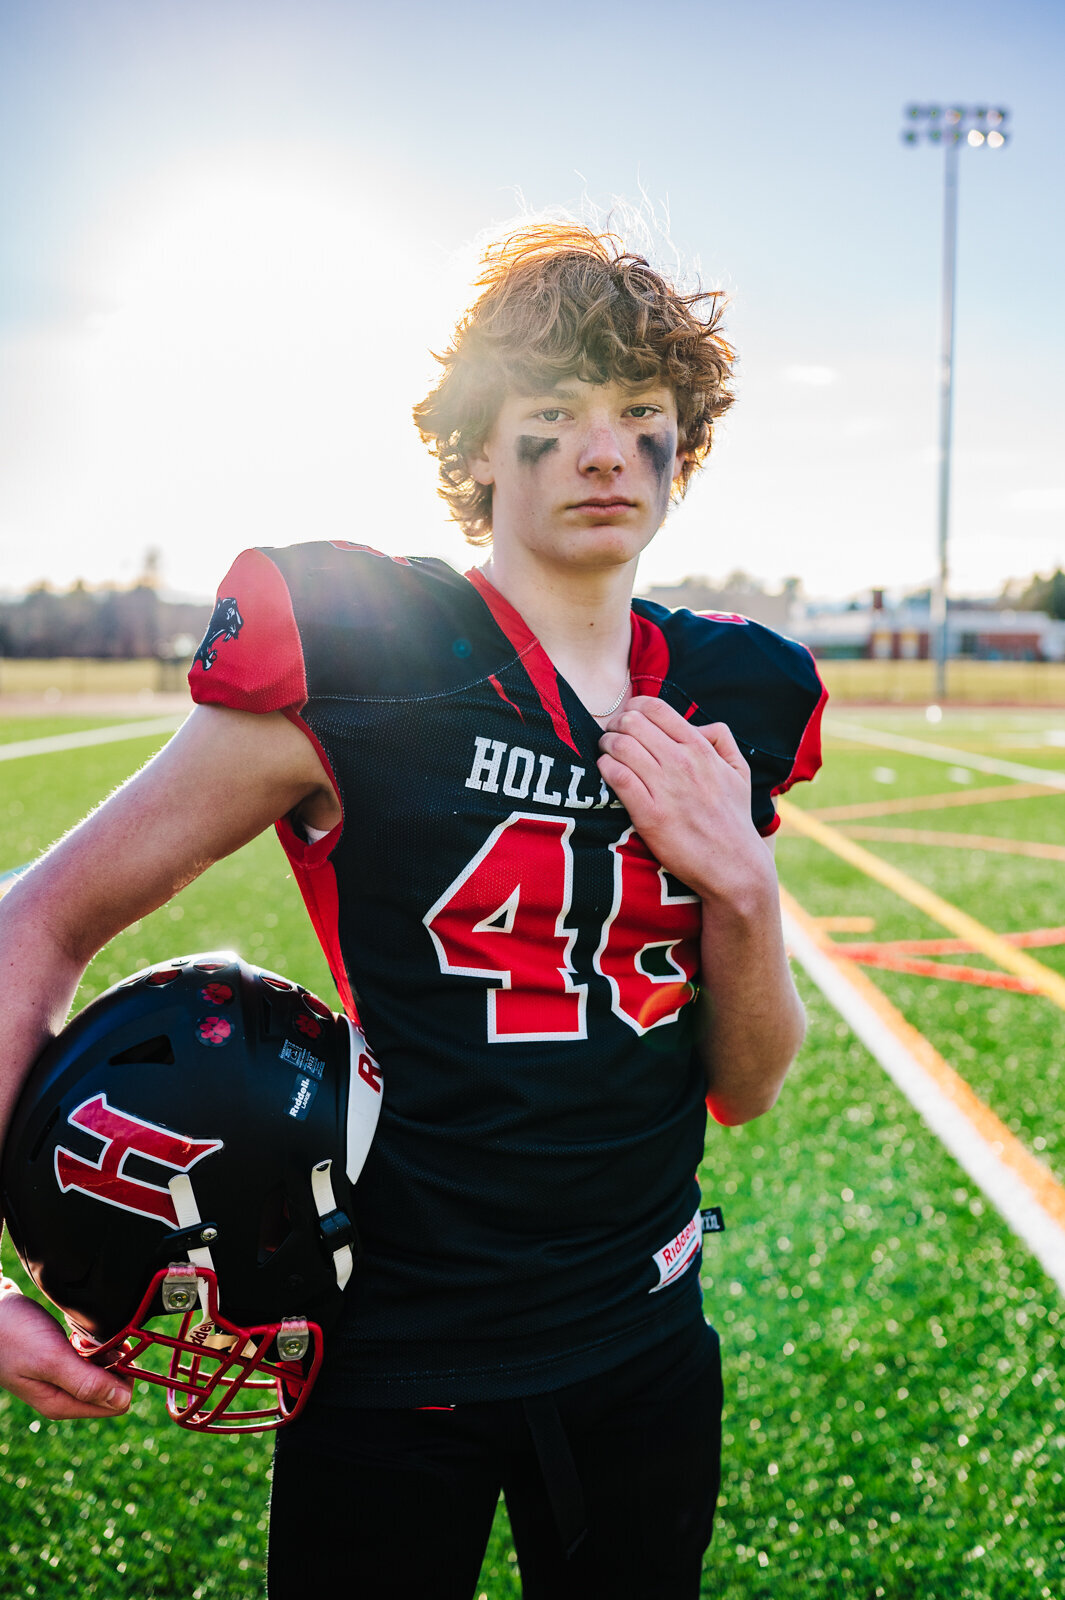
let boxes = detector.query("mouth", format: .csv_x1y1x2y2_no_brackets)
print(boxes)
568,498,636,514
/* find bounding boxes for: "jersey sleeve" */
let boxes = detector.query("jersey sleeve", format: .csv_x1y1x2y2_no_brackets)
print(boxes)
763,643,827,834
636,601,828,840
188,548,308,714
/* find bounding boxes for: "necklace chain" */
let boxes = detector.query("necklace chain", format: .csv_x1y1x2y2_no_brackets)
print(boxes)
588,676,631,719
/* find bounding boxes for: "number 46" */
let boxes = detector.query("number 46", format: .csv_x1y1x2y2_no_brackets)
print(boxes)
423,813,701,1043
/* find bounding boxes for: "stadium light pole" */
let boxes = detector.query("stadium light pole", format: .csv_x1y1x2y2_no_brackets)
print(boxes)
902,104,1010,700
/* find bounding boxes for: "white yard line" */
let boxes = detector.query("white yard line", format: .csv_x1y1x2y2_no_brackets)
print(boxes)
0,716,184,763
782,890,1065,1298
827,719,1065,791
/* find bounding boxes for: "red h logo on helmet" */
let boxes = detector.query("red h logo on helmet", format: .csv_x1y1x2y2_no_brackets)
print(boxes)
55,1095,224,1225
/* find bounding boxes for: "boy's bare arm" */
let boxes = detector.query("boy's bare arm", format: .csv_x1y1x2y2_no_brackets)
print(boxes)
0,704,335,1419
596,697,805,1126
0,703,335,1145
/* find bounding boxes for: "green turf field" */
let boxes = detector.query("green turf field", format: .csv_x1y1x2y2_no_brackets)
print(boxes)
0,716,171,744
1,710,1063,1598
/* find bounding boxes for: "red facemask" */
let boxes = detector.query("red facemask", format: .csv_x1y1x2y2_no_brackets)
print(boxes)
69,1264,323,1433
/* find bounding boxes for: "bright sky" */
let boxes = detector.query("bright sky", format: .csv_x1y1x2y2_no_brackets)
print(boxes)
1,0,1062,603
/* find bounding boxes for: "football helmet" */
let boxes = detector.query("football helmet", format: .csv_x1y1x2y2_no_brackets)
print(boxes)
0,953,383,1433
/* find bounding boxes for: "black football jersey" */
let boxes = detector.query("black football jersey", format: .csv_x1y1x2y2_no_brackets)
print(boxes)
189,542,825,1405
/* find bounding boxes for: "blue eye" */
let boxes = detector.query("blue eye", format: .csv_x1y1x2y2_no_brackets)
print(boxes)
536,409,564,423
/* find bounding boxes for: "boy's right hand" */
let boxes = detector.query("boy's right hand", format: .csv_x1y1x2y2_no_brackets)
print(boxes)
0,1280,133,1419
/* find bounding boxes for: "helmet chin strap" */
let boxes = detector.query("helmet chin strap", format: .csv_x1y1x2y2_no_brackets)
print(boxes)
311,1158,353,1290
168,1151,353,1303
168,1172,217,1313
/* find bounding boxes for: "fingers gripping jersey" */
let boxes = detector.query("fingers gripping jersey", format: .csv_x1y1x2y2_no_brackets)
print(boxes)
190,543,826,1404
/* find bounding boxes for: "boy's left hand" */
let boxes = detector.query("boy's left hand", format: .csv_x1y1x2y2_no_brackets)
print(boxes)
597,697,773,904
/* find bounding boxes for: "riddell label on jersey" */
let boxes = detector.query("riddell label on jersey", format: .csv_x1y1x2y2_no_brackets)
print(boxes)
649,1207,703,1294
287,1075,319,1120
280,1040,325,1079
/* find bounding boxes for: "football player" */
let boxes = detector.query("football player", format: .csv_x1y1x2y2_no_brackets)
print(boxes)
0,222,825,1597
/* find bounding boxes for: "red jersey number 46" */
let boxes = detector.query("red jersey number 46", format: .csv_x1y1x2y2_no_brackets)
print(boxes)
423,813,700,1042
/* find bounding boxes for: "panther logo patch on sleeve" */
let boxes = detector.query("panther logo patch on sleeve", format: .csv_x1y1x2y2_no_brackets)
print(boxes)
193,596,244,671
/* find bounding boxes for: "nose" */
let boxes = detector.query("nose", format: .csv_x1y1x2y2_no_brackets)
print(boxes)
577,414,625,476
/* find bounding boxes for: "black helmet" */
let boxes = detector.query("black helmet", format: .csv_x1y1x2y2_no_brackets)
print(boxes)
0,952,383,1433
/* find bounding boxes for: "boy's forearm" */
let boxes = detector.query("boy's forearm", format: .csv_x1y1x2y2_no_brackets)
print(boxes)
697,872,806,1127
0,872,89,1151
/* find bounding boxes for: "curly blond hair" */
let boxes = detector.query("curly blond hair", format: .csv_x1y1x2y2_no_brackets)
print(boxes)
413,223,735,546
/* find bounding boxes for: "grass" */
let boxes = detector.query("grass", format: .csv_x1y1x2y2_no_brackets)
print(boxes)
3,657,1065,708
0,1382,272,1599
2,709,1065,1596
0,716,175,742
0,659,182,697
4,978,1062,1598
827,706,1065,740
0,734,178,877
698,978,1065,1600
815,661,1065,706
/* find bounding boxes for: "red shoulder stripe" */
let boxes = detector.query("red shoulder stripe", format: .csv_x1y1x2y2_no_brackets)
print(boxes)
274,712,360,1024
772,647,828,795
465,570,579,756
629,611,670,695
488,674,525,722
329,542,412,566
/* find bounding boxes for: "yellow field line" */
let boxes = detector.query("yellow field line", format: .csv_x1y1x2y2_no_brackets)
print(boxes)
837,826,1065,862
778,799,1065,1014
782,887,1065,1233
808,780,1058,822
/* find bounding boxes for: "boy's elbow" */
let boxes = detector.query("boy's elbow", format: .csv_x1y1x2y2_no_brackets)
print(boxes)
705,1081,783,1127
704,1007,806,1127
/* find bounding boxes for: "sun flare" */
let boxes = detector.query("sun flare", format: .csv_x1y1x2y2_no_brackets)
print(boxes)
6,154,472,593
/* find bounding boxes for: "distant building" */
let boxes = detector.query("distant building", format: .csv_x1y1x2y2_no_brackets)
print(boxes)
791,591,1065,662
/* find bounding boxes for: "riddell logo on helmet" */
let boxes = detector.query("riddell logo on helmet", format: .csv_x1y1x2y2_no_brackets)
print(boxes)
54,1095,224,1226
357,1052,383,1093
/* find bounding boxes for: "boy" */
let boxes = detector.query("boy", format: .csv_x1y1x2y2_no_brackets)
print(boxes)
0,222,825,1597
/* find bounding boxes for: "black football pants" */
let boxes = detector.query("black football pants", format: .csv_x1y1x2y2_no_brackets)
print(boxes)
268,1316,722,1599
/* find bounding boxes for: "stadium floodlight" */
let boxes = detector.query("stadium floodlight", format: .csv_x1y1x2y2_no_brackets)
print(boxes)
902,103,1011,699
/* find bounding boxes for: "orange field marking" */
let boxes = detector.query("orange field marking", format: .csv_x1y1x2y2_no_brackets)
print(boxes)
828,923,1065,992
837,825,1065,861
838,927,1065,958
836,949,1036,993
778,800,1065,1014
807,780,1058,822
813,915,877,933
781,888,1065,1238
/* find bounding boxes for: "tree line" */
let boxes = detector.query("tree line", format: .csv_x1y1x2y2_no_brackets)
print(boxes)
0,582,210,660
2,568,1062,659
1002,569,1065,620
